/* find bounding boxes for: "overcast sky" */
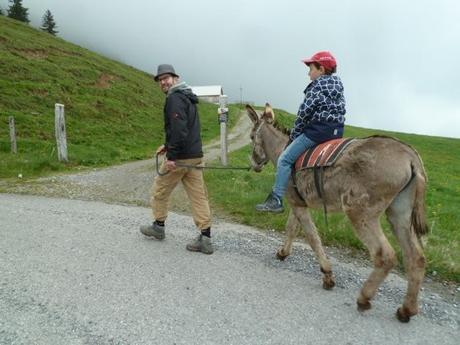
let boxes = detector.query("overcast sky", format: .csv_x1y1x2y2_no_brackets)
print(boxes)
3,0,460,138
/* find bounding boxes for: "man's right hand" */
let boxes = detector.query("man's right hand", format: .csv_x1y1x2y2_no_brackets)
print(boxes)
156,145,167,155
165,160,177,171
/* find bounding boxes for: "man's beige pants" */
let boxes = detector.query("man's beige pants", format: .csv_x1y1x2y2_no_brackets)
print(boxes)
151,157,211,230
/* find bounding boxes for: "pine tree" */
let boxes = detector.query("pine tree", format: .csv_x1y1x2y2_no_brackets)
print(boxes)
7,0,29,23
41,9,58,36
0,8,4,16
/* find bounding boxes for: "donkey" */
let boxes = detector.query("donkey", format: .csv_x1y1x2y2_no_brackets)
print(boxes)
247,104,428,322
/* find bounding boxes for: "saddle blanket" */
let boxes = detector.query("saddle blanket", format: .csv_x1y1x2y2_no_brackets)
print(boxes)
295,137,355,171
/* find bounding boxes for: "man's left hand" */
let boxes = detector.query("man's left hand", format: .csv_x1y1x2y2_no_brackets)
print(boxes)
156,144,167,155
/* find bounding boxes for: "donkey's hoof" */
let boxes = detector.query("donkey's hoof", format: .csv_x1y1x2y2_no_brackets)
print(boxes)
276,251,288,261
322,277,335,290
357,300,372,312
396,307,411,323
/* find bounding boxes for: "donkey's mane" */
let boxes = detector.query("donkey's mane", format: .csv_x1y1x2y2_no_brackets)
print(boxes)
273,120,291,136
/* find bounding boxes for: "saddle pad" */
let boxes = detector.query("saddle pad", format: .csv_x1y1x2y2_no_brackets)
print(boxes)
295,137,355,171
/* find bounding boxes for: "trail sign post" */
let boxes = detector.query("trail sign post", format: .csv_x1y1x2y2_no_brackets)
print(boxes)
218,95,229,166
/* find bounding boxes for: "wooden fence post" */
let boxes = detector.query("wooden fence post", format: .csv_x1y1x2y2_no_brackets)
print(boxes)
9,116,17,154
55,103,68,162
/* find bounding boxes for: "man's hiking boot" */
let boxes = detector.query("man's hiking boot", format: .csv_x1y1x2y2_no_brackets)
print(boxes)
140,221,165,240
186,234,214,254
256,192,284,213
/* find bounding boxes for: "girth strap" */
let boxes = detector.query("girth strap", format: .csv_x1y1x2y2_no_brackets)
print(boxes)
314,164,329,228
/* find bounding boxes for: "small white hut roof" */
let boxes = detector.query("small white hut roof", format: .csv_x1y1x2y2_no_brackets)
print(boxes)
191,85,223,97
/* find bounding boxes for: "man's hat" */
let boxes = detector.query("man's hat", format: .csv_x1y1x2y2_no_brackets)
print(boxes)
154,64,179,81
302,51,337,70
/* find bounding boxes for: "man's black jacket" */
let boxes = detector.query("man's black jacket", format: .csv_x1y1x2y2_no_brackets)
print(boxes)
164,85,203,161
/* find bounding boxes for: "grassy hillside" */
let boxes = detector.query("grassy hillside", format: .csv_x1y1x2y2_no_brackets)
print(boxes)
0,16,237,178
205,110,460,282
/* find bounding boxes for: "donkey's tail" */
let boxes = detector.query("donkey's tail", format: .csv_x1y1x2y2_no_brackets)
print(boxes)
411,160,429,238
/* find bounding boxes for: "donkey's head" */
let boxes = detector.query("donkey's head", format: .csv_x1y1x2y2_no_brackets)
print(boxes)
246,103,276,172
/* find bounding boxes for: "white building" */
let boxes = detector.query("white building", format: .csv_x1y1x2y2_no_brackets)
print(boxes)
191,85,223,104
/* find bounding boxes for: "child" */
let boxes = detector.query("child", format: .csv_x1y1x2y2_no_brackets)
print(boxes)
256,51,346,213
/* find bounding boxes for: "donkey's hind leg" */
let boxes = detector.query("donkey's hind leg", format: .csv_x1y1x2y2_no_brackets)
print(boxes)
292,206,335,290
346,212,397,311
386,184,426,322
277,209,301,261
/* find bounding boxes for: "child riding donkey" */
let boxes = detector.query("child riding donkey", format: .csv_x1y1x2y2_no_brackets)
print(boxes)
256,51,346,213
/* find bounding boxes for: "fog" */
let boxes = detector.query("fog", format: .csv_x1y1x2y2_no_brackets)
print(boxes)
3,0,460,138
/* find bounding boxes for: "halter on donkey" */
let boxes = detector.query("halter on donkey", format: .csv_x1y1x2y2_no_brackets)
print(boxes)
247,104,428,323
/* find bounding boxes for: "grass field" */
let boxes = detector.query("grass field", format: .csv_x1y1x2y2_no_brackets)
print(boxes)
204,110,460,283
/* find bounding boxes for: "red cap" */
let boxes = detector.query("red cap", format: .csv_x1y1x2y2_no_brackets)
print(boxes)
302,51,337,70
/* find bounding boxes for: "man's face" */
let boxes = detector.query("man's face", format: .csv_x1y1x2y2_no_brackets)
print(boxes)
157,74,178,93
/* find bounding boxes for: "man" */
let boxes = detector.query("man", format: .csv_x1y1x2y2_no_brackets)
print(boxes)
140,64,213,254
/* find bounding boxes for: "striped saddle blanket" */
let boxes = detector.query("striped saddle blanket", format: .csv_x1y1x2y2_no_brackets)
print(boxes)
295,137,355,171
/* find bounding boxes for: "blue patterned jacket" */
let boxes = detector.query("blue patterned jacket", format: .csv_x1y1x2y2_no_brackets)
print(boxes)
290,75,346,144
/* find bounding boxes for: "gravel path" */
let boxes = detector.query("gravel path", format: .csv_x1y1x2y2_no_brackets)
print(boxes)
1,111,459,343
0,194,459,345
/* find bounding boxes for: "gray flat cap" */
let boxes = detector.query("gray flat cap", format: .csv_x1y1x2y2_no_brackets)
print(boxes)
154,64,179,81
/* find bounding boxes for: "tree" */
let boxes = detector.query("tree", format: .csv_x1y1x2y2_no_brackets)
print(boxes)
7,0,29,23
40,9,58,36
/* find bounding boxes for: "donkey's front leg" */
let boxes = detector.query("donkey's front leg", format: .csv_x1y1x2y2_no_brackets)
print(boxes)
277,209,300,261
292,206,335,290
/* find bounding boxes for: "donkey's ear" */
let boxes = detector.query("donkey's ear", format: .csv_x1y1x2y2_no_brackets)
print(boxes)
246,104,259,124
263,103,275,124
